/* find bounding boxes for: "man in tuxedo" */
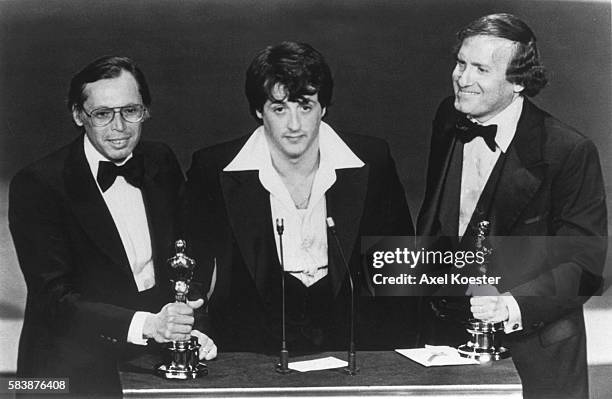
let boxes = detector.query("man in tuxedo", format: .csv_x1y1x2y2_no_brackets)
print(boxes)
9,56,216,396
417,14,607,399
183,41,416,354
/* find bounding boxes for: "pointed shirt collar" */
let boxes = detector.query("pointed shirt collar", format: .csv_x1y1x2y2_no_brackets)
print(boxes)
223,121,364,217
223,121,364,173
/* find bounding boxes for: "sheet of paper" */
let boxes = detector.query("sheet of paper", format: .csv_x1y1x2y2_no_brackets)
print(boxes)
288,356,348,372
395,345,480,367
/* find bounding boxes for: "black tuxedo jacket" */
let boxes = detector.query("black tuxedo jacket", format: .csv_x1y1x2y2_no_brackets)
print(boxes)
183,132,416,353
417,97,607,399
9,136,184,395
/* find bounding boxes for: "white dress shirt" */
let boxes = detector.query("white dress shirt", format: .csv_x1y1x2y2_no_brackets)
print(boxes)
458,96,524,333
83,135,154,344
224,121,364,287
459,96,523,237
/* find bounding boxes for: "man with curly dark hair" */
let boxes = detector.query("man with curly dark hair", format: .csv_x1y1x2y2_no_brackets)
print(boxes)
183,42,416,354
417,13,607,399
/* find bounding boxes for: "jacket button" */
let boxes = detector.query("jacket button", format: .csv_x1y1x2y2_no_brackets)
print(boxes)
512,323,519,330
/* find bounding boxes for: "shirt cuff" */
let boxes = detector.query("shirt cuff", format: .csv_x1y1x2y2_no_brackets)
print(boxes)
127,311,154,345
501,295,523,334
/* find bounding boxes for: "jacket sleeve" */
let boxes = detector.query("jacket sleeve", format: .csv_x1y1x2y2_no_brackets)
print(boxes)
510,138,607,333
8,169,136,348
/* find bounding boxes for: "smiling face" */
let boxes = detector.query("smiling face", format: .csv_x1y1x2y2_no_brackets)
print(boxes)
452,35,524,122
72,70,144,162
256,84,326,162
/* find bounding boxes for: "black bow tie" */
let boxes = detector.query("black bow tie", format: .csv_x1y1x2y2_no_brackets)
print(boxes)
97,156,144,192
455,116,498,152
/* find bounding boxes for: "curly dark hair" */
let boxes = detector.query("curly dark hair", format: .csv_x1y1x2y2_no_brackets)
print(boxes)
454,13,548,97
245,41,333,123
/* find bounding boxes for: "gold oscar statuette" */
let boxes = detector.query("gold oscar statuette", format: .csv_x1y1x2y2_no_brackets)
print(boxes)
457,221,510,362
155,240,208,379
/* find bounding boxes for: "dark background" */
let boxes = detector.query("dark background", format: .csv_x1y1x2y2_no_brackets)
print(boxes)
0,0,610,376
1,0,610,213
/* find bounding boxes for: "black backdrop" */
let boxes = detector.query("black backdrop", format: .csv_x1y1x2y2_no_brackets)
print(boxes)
1,0,610,268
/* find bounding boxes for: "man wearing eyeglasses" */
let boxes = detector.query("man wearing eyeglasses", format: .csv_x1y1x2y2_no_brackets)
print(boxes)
8,56,216,397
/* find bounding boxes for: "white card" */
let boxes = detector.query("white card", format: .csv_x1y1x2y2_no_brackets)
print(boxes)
288,356,348,372
395,345,480,367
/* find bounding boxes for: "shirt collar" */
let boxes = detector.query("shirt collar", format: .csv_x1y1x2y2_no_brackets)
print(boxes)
223,121,364,172
471,96,523,153
83,133,133,179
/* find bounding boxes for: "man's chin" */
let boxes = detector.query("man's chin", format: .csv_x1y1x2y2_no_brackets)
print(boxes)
453,99,467,113
281,145,307,159
453,99,475,115
105,148,134,163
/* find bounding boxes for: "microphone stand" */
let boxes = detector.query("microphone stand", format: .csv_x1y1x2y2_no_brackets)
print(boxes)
275,218,292,374
326,217,358,375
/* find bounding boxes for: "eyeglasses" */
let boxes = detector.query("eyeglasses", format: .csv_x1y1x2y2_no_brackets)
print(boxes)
82,104,147,127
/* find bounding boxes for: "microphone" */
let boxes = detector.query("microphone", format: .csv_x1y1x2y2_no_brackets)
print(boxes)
275,218,292,374
326,217,358,375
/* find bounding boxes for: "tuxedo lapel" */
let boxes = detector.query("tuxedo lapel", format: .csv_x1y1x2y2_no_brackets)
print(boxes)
489,100,547,235
137,148,172,283
326,166,369,297
421,124,462,239
437,139,463,241
221,170,277,297
63,136,133,278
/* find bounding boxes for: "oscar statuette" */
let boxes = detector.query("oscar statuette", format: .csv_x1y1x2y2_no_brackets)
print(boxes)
457,221,509,362
155,240,208,379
